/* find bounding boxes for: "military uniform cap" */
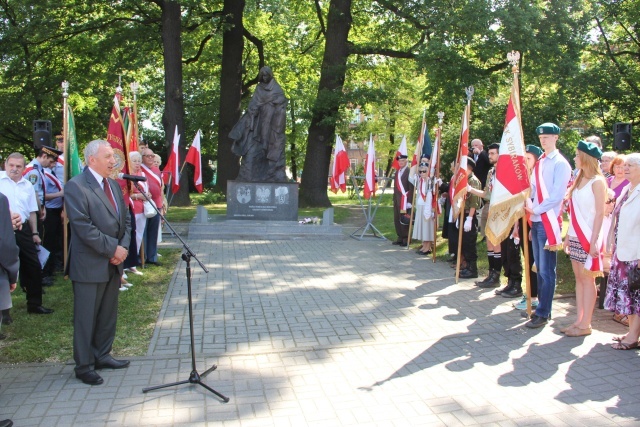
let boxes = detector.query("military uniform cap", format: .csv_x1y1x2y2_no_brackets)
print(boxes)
577,140,602,160
40,146,63,158
466,156,476,169
396,154,408,160
536,123,560,135
526,144,543,159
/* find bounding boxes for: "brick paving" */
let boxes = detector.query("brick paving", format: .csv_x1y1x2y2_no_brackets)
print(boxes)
1,229,639,426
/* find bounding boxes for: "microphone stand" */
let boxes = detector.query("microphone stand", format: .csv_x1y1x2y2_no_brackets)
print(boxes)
132,180,229,402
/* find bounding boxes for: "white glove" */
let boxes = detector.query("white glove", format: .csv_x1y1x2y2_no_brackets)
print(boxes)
513,237,520,245
435,178,443,186
464,216,473,232
466,184,472,193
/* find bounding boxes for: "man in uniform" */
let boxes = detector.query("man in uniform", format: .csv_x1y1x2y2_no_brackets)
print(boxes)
392,154,414,247
42,159,65,281
524,123,571,328
0,153,53,314
459,157,482,279
23,146,63,225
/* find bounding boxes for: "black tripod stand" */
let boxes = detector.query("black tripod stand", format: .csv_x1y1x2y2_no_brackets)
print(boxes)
132,180,229,402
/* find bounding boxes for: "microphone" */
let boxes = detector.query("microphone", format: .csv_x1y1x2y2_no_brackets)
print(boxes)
118,173,147,182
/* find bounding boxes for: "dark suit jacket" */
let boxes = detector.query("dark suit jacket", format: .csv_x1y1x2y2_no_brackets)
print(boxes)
0,192,20,310
474,150,491,189
64,168,131,283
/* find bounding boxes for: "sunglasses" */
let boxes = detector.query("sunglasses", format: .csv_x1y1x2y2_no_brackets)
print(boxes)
418,170,428,173
606,198,616,205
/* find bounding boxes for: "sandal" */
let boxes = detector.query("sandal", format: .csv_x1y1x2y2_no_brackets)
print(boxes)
611,341,639,350
613,313,630,327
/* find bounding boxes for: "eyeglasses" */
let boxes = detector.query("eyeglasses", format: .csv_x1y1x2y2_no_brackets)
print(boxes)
143,154,154,157
606,198,616,205
418,170,428,173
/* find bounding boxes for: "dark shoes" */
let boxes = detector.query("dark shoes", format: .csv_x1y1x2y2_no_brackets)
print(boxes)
76,370,104,385
525,315,548,329
392,241,402,245
502,286,523,298
0,419,13,427
27,306,54,315
94,356,130,370
1,309,12,325
42,276,55,287
478,271,501,288
146,261,162,266
459,269,478,279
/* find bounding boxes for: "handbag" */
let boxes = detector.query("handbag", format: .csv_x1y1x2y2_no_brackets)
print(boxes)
143,199,157,218
628,265,640,292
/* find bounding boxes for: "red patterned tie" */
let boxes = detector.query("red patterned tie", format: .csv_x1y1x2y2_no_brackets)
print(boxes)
103,178,117,211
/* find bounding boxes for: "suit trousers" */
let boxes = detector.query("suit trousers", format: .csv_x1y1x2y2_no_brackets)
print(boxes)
461,214,478,266
143,214,160,262
15,222,43,308
72,271,120,374
500,231,522,281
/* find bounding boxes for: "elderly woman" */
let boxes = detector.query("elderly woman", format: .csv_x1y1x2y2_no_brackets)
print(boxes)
410,161,435,255
607,154,629,199
600,151,617,178
561,141,606,337
604,153,640,349
126,151,150,275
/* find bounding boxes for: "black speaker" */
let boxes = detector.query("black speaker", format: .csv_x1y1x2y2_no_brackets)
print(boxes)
613,123,632,151
33,120,52,150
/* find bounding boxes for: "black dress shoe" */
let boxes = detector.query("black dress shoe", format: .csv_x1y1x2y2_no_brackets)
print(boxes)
42,276,54,287
392,241,402,245
27,306,54,314
0,419,14,427
459,269,478,279
95,357,130,370
76,370,104,385
525,315,548,329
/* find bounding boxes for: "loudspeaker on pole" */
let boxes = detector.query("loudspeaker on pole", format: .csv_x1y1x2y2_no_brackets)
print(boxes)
613,123,632,151
33,120,52,151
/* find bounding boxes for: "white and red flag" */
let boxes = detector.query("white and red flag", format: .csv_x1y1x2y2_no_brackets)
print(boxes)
363,135,377,199
451,103,470,218
430,124,442,214
185,130,203,193
162,125,181,194
486,82,531,245
330,135,350,193
391,135,408,170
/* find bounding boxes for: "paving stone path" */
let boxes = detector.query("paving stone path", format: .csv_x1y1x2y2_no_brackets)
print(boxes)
1,227,639,426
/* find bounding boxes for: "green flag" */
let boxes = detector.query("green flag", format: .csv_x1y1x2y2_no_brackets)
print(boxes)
65,103,83,180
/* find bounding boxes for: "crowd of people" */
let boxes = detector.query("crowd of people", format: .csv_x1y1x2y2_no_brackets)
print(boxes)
392,122,640,343
0,137,170,394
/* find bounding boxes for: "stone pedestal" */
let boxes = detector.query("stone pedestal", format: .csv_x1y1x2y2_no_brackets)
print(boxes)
226,180,298,221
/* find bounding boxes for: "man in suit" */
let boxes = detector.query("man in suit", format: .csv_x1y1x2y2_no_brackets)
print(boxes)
64,140,131,385
0,191,20,333
392,154,414,247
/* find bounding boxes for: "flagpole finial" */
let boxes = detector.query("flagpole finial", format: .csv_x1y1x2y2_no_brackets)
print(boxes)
465,86,474,102
61,81,69,99
130,81,139,94
437,111,444,125
507,51,520,73
116,75,123,94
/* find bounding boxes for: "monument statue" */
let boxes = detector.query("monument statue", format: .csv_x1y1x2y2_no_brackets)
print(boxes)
229,66,288,182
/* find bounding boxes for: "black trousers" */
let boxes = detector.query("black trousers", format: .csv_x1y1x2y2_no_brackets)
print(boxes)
501,227,522,281
43,207,63,276
15,222,43,308
461,214,478,265
447,221,459,256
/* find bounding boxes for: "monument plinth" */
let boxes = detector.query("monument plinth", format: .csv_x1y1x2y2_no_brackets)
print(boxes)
226,180,298,221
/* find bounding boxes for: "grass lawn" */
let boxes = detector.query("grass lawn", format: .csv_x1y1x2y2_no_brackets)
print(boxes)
0,249,181,364
1,189,575,364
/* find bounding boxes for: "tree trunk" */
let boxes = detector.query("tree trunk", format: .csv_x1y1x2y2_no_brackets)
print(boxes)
160,0,189,206
214,0,245,195
299,0,352,207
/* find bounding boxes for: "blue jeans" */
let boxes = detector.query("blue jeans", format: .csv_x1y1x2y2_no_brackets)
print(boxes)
144,214,160,263
531,221,558,319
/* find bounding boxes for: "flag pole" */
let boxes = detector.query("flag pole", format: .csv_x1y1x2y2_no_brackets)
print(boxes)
507,50,533,316
406,109,426,249
62,81,70,274
455,87,474,283
433,111,444,263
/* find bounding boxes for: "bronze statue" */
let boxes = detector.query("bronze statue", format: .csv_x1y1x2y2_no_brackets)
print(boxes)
230,66,288,182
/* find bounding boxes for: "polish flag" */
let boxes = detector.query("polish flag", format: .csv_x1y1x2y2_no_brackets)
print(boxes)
363,135,377,199
391,136,408,170
330,135,350,193
185,130,203,193
163,125,180,194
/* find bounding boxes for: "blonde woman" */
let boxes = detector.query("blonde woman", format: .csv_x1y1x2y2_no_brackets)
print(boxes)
561,140,606,337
